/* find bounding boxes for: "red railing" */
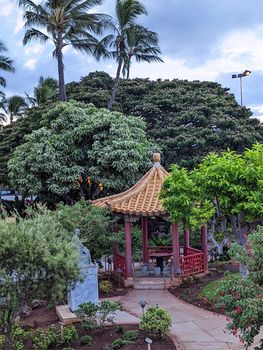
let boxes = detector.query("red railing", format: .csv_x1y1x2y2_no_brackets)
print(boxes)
147,245,205,277
180,251,205,277
147,246,173,255
186,247,202,255
113,242,127,277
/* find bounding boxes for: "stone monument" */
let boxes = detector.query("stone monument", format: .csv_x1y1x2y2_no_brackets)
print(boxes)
67,229,99,312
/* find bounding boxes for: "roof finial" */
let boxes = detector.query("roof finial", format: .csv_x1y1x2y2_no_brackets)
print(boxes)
153,153,161,166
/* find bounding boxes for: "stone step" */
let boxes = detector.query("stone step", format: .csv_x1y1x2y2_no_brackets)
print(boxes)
134,280,165,290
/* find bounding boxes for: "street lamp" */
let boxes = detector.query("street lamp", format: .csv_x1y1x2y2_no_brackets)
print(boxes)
232,70,251,107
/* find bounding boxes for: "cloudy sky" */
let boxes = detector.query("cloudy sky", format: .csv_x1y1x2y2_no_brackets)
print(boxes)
1,0,263,120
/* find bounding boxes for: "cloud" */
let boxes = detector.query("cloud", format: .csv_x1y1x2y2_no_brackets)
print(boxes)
126,25,263,82
14,15,24,34
0,1,14,17
250,105,263,122
25,45,44,55
24,59,37,71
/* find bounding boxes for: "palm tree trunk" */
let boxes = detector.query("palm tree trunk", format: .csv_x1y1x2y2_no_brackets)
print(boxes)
108,57,123,110
126,57,131,79
56,33,67,101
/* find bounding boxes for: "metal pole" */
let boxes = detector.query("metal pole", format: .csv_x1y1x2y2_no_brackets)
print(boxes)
240,76,243,107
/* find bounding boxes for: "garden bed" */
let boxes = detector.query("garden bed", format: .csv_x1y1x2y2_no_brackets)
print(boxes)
22,311,176,349
99,273,132,298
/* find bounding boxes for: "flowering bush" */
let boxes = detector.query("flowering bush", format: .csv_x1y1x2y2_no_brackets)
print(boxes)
216,228,263,349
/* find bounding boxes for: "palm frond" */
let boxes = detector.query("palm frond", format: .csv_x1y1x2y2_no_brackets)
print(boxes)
0,77,6,87
0,56,15,73
65,0,103,14
23,28,50,45
0,41,7,53
116,0,147,28
18,0,41,11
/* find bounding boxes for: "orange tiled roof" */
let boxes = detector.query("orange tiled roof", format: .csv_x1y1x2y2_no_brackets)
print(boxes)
92,153,169,217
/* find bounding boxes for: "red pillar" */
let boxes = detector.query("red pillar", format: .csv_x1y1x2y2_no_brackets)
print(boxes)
201,225,208,271
142,217,148,264
183,228,190,255
172,223,180,276
124,218,132,277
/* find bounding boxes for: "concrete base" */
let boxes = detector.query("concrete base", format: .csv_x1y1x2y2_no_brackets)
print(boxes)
56,305,80,325
123,277,133,287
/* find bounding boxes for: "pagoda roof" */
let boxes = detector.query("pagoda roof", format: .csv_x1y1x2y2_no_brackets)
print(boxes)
92,153,169,217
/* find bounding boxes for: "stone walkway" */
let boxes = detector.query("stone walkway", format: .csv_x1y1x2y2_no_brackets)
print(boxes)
108,290,246,350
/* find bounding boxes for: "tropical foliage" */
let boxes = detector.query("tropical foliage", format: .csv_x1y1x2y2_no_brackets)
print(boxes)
19,0,108,101
0,95,27,124
26,76,58,106
8,101,153,203
106,0,162,109
161,144,263,250
0,40,14,91
0,209,79,350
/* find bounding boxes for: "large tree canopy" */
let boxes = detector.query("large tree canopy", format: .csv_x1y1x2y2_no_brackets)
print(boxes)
66,72,263,168
8,101,153,203
1,72,263,188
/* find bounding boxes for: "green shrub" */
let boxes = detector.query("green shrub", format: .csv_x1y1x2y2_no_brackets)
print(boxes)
11,323,27,350
116,326,124,334
32,326,60,350
0,334,4,349
123,330,139,342
77,301,122,330
140,305,172,338
62,347,75,350
99,280,112,294
80,335,93,346
112,338,132,349
62,326,78,344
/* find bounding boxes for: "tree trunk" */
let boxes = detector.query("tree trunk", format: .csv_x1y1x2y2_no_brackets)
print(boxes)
230,213,249,246
108,58,123,110
56,33,67,102
126,56,131,79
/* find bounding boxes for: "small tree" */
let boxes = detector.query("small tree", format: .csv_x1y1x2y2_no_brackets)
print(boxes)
0,209,79,350
161,144,263,251
216,228,263,349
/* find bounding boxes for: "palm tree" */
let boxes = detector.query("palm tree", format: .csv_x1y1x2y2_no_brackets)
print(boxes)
1,95,28,124
19,0,108,101
106,0,162,110
122,26,163,79
26,76,58,106
0,40,15,91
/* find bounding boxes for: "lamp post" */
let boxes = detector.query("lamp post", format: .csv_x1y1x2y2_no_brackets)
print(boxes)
139,299,147,317
232,70,251,107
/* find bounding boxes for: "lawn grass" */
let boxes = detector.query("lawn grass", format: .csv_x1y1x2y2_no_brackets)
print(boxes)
199,280,219,302
199,273,240,303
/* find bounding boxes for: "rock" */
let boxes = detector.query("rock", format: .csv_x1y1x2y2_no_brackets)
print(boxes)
18,305,32,319
31,299,47,309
